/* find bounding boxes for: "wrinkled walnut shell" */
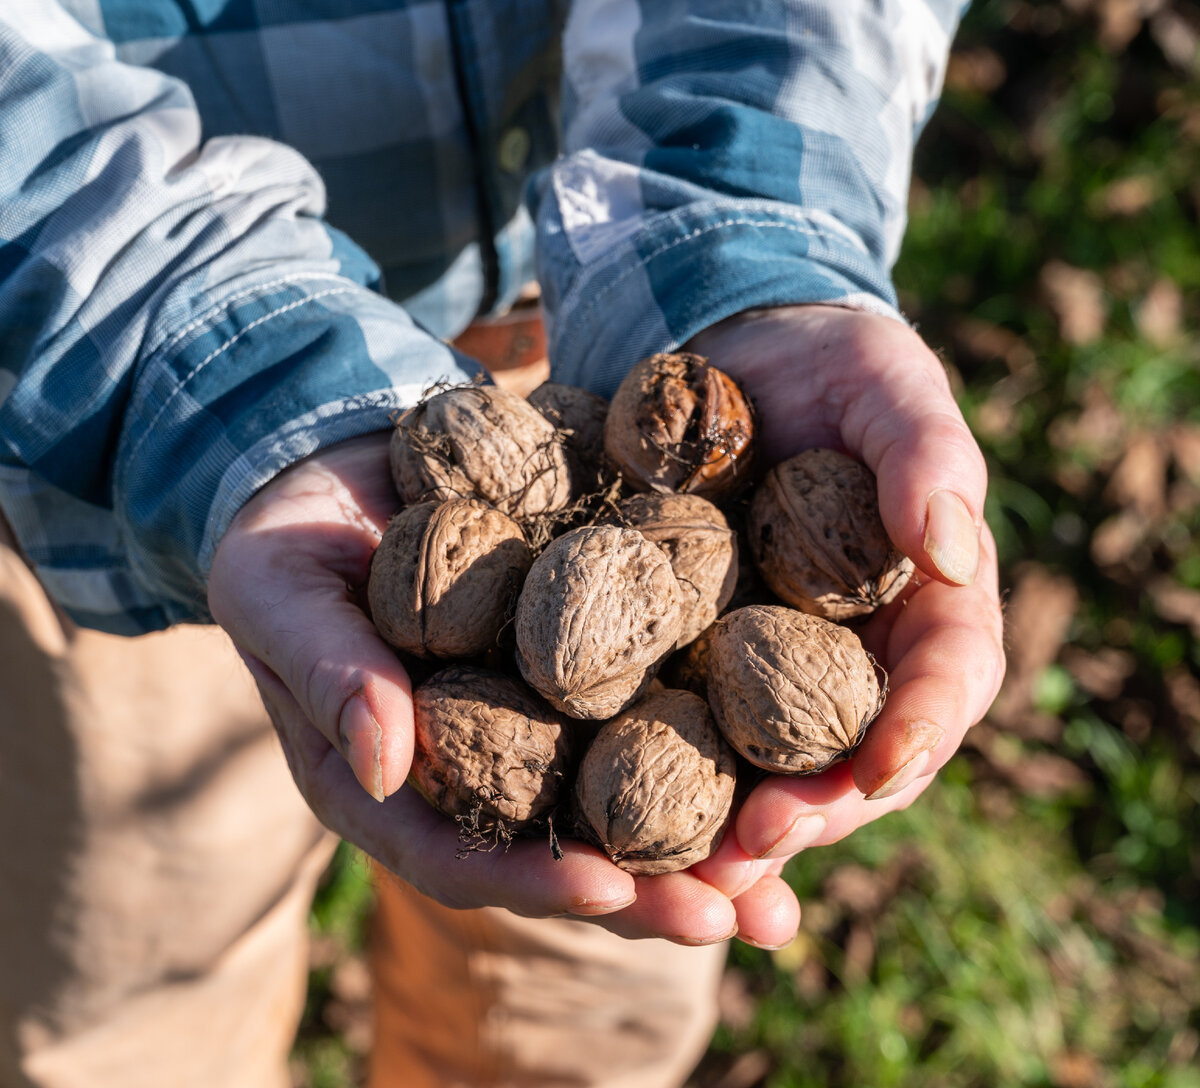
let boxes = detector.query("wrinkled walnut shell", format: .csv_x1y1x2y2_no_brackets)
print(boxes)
390,384,573,519
527,381,613,494
613,492,738,649
410,665,572,844
574,688,736,874
515,525,683,719
603,353,756,499
706,605,884,774
749,448,914,622
368,498,532,660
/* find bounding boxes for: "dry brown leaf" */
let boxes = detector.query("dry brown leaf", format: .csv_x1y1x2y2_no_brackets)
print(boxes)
1047,383,1126,465
1040,261,1108,346
1060,646,1136,700
1147,576,1200,638
1050,1049,1109,1088
1151,7,1200,72
1090,511,1150,569
945,46,1008,94
842,921,877,986
716,968,759,1033
1164,665,1200,728
1134,278,1183,346
1001,751,1091,799
1103,432,1169,519
952,317,1038,375
992,564,1078,722
1168,423,1200,483
1093,174,1159,217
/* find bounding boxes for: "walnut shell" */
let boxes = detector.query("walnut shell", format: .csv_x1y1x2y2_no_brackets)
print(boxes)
410,665,572,842
527,381,613,494
573,688,736,875
749,448,914,622
368,498,532,660
706,605,884,774
515,525,683,720
390,384,573,519
613,492,738,649
603,352,756,499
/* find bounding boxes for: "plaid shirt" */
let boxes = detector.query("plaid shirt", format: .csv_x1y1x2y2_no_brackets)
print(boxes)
0,0,962,633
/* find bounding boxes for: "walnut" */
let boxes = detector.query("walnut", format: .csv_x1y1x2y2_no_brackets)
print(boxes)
749,448,914,622
573,688,736,874
409,665,572,847
515,525,683,720
612,492,737,649
527,380,613,494
367,498,532,660
706,605,884,774
390,384,573,519
603,352,756,500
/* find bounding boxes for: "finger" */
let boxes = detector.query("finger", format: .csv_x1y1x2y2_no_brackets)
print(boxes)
249,656,641,918
688,824,777,899
587,870,739,946
830,316,990,588
731,872,802,950
208,436,415,800
851,527,1005,798
217,549,415,801
733,762,930,860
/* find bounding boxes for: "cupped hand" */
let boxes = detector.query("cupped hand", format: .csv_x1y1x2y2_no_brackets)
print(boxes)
206,433,742,946
683,304,1007,941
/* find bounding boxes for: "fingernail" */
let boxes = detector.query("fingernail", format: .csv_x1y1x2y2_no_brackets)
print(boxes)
738,934,796,952
730,859,778,900
865,748,931,801
339,696,385,802
566,894,638,917
756,814,827,860
666,925,739,946
924,490,980,586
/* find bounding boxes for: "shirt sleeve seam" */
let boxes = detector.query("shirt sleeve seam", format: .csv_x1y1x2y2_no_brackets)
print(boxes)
129,283,359,470
566,216,863,334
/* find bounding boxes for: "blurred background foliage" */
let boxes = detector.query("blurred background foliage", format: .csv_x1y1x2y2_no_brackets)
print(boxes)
293,1,1200,1084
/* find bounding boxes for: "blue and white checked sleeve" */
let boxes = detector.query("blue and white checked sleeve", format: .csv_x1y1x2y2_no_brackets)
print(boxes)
535,0,964,396
0,2,481,633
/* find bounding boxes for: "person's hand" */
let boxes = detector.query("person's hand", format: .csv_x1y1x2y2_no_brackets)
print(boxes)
680,304,1006,945
207,434,748,946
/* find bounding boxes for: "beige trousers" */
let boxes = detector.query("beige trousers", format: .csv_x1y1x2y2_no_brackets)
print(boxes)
0,520,725,1088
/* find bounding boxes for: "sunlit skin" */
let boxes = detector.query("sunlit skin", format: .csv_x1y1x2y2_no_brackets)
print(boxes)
208,303,1006,950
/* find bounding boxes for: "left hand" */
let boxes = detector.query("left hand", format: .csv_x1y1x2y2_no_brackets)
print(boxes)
680,304,1006,948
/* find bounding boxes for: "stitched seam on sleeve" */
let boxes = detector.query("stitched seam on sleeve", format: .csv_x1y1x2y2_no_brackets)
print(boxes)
129,285,357,466
151,272,355,359
569,218,868,332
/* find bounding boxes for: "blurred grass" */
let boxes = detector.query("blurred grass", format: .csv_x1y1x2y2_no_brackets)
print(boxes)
294,2,1200,1085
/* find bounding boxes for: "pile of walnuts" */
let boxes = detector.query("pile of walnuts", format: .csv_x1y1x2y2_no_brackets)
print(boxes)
367,352,913,872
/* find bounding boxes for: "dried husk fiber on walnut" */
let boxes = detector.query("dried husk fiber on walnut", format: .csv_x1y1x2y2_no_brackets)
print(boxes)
410,665,572,843
390,384,573,519
527,380,613,495
574,688,736,875
368,498,532,660
613,492,738,649
706,605,884,774
515,524,683,720
603,352,756,500
749,448,914,622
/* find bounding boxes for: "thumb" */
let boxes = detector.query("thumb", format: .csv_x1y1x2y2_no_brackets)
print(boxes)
207,436,415,801
836,315,987,587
